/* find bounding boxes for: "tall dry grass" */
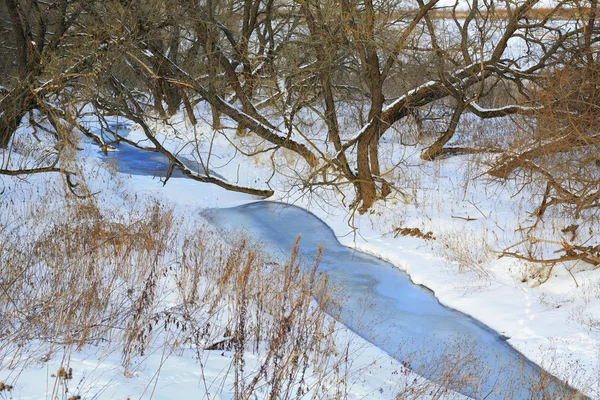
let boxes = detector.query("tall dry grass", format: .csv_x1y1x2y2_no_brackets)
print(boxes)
0,182,355,398
0,177,589,399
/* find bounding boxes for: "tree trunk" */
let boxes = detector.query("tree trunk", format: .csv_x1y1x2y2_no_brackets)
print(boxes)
211,104,221,129
301,1,355,182
153,85,168,119
182,91,197,125
0,89,31,149
0,109,28,148
369,134,380,177
357,136,377,211
369,134,391,197
165,84,182,117
420,102,464,161
0,117,16,148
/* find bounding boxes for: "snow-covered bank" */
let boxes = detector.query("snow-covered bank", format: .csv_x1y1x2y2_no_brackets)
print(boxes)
0,128,467,399
2,107,598,398
206,201,583,399
271,169,600,398
112,113,600,397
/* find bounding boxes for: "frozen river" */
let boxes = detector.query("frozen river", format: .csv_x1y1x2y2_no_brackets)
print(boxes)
100,132,582,399
204,202,579,399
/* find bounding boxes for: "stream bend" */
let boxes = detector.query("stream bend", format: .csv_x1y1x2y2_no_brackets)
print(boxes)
97,134,584,399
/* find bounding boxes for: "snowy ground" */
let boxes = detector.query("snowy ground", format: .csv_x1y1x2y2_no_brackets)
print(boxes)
1,107,599,398
0,121,467,399
113,112,600,397
280,168,600,398
2,326,449,400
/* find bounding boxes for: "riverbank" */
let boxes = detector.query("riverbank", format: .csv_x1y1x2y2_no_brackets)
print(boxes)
116,113,600,398
1,109,598,398
0,127,468,399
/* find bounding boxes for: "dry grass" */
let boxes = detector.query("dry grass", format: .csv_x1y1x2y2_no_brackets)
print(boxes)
435,226,495,277
0,175,588,399
174,230,350,399
0,181,355,398
0,193,177,367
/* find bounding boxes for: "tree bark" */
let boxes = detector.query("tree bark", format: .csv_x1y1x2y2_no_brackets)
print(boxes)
0,112,25,148
356,137,375,210
0,88,32,149
421,101,465,161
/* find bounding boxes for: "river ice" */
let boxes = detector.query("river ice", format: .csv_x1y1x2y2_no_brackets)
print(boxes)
205,201,580,399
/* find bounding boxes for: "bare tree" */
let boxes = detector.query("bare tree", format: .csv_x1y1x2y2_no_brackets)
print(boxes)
2,0,599,220
0,0,276,196
495,61,600,269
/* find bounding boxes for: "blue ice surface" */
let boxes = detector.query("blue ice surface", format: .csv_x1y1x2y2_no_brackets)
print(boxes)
204,201,581,400
95,128,225,180
101,141,189,178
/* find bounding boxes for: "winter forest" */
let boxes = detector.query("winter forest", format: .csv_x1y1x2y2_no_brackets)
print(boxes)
1,0,600,398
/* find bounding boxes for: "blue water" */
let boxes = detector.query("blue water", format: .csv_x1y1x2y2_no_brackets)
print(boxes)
96,126,225,180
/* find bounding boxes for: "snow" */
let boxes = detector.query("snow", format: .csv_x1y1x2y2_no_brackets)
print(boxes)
205,202,577,399
468,102,542,114
0,120,466,399
277,169,600,397
5,329,447,400
382,80,439,114
116,113,599,397
2,106,599,399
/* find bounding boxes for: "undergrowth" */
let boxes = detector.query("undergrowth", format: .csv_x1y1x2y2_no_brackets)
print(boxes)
0,175,588,399
0,182,358,398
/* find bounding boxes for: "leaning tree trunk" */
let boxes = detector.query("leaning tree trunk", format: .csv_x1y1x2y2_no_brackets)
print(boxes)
0,109,28,148
420,101,465,161
0,117,15,149
0,89,32,149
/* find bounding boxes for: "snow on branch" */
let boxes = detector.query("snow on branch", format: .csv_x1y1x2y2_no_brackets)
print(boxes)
467,102,542,118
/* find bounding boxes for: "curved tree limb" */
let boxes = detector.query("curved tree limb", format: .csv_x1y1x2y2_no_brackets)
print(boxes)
110,76,274,198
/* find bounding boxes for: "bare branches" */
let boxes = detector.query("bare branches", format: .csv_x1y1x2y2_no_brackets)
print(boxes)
133,46,319,168
110,76,274,198
0,165,63,176
1,0,599,217
501,240,600,268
